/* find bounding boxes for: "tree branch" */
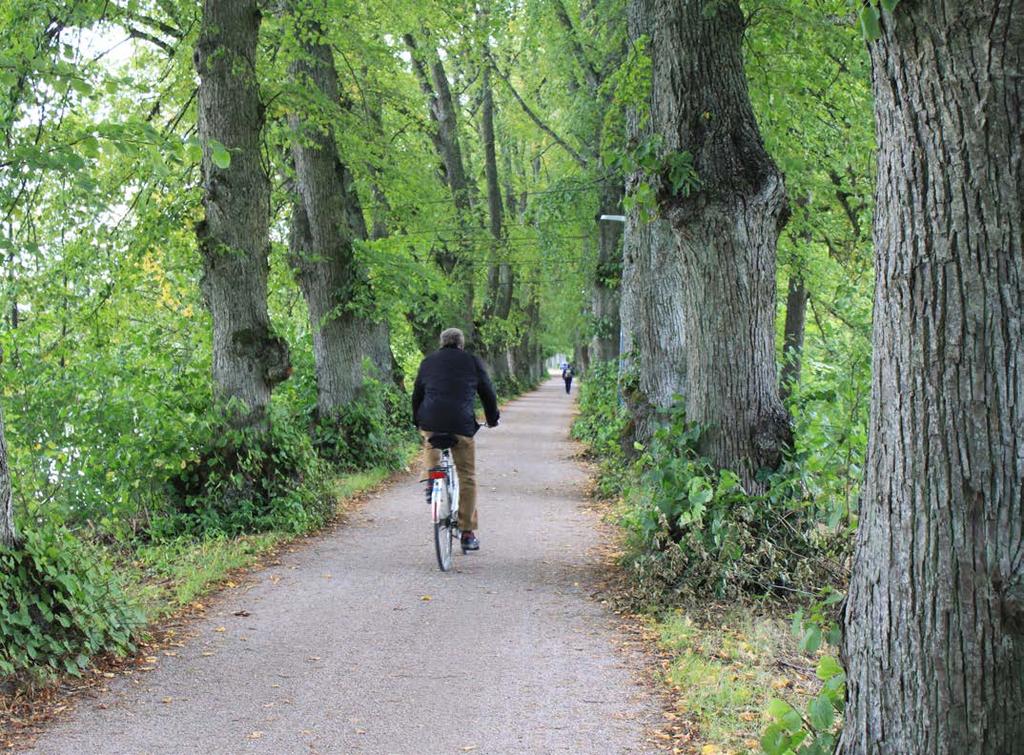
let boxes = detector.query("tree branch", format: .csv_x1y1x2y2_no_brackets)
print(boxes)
552,0,600,92
489,58,587,169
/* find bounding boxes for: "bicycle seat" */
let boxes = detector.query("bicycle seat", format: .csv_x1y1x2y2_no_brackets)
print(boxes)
428,433,459,450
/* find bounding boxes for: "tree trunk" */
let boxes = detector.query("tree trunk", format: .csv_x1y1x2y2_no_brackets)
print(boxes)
619,0,686,445
590,179,624,363
642,0,790,491
840,3,1024,752
195,0,289,430
0,355,16,548
779,274,807,403
404,33,476,344
620,211,685,444
479,64,514,384
286,14,392,417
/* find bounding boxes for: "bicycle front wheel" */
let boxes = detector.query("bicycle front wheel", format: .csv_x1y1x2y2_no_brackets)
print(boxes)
433,481,454,571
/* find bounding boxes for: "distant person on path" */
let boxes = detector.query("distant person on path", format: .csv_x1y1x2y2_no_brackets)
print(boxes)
562,364,575,394
412,327,500,552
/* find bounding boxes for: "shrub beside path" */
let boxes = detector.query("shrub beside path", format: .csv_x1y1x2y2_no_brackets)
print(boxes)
29,378,660,754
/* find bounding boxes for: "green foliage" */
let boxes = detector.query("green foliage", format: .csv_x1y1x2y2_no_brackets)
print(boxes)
622,410,833,604
572,363,845,605
312,373,417,473
761,655,845,754
152,406,334,539
570,362,629,496
0,525,143,682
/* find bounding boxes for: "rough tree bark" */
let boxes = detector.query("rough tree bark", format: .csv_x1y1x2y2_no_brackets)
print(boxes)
620,210,685,444
642,0,790,491
840,3,1024,752
779,274,807,403
619,0,686,445
195,0,289,430
287,12,393,417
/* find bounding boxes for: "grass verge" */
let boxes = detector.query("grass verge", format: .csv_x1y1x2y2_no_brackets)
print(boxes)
650,607,822,754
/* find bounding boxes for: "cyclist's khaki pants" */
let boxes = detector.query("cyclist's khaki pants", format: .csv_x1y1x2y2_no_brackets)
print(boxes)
421,432,477,531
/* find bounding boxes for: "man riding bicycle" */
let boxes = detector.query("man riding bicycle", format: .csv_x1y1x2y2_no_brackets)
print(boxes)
412,328,500,552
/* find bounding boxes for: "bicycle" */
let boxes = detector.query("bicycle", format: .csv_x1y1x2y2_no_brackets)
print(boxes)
424,433,460,571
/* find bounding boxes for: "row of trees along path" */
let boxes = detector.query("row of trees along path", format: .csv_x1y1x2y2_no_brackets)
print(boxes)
0,0,1021,751
614,1,1023,751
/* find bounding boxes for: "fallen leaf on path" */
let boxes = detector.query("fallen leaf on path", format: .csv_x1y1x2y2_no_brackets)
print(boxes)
421,595,432,601
214,627,226,633
161,698,173,705
233,610,251,617
248,731,264,740
225,581,238,588
270,575,281,584
462,746,477,752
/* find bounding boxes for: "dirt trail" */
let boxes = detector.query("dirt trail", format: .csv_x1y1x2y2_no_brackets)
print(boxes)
30,378,659,754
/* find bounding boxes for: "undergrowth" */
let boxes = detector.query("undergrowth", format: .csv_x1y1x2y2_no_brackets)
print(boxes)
572,361,849,753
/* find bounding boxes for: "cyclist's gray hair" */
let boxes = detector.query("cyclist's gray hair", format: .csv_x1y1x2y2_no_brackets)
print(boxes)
439,327,465,349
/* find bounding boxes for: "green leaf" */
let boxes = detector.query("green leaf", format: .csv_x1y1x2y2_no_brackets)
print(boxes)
70,77,93,96
80,136,101,158
816,655,843,681
209,140,231,169
859,5,882,40
767,698,795,721
808,694,835,730
800,624,822,653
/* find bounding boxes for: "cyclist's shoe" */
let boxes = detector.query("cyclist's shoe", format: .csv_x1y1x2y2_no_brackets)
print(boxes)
461,531,480,552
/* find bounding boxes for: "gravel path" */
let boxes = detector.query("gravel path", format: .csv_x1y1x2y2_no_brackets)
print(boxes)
30,378,659,754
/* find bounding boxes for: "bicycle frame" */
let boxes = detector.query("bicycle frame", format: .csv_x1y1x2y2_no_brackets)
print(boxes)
428,449,460,528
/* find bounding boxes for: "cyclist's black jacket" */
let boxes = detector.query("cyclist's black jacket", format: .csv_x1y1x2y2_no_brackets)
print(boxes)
412,345,500,437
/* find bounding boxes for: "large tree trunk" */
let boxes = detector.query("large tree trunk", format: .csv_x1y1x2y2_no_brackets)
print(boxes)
620,211,685,444
839,3,1024,752
643,0,790,491
195,0,289,430
590,179,624,363
779,274,807,403
619,0,686,445
286,14,392,417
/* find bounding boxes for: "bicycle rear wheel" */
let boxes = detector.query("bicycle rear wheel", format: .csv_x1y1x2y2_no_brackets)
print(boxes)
433,480,454,571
